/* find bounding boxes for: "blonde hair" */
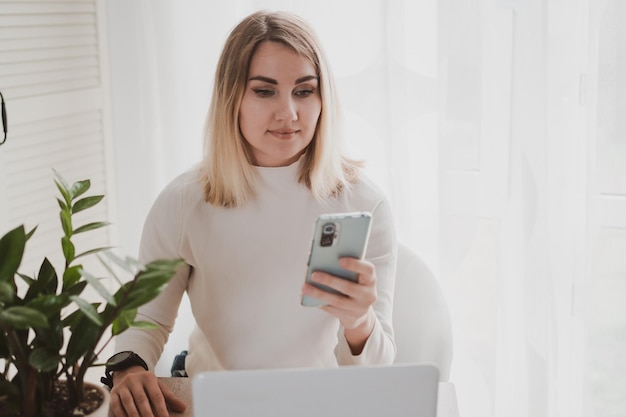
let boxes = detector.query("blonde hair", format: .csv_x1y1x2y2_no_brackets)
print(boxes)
201,10,361,208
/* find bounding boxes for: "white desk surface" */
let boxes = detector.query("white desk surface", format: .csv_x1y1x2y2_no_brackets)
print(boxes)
107,377,459,417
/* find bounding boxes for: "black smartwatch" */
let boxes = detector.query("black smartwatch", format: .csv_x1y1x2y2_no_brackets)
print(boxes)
101,351,148,389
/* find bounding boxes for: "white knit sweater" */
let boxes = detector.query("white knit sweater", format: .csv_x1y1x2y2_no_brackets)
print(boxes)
115,159,397,377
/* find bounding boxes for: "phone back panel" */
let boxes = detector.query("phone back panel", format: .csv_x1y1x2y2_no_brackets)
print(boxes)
301,212,372,306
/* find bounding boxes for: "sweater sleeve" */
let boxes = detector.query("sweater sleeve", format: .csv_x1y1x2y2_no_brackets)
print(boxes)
335,196,397,365
113,180,190,370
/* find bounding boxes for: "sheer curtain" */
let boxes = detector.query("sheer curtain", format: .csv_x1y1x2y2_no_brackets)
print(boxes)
106,1,625,416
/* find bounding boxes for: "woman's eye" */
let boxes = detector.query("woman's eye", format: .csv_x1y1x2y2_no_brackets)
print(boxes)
253,88,275,97
294,88,315,98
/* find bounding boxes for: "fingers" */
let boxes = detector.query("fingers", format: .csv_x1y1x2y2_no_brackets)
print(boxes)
302,280,351,308
113,386,156,417
338,257,376,285
109,370,182,417
308,274,376,304
305,258,377,304
301,258,378,330
158,380,188,412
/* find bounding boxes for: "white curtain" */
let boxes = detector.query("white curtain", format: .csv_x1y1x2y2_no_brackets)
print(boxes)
106,1,626,416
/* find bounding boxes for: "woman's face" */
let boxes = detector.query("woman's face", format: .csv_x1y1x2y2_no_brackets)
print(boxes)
239,41,321,167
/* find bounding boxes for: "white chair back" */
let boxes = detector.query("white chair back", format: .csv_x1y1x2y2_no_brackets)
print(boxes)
392,243,453,381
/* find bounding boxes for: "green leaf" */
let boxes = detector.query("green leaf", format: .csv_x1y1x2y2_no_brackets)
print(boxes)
40,258,58,293
111,308,136,335
0,282,15,303
80,269,116,306
25,226,37,242
74,246,113,260
96,253,125,286
17,273,35,286
100,251,143,276
143,258,185,272
73,221,110,235
65,315,100,365
0,306,49,329
0,225,26,283
63,265,82,289
53,168,70,189
56,198,68,212
54,179,71,207
69,179,90,200
61,236,75,264
110,258,181,311
111,321,128,336
62,308,82,328
131,320,158,330
135,270,178,287
32,319,64,352
59,210,72,237
27,294,69,317
72,195,104,214
69,296,103,326
65,280,87,297
29,348,61,372
25,258,58,301
115,287,162,311
137,259,184,282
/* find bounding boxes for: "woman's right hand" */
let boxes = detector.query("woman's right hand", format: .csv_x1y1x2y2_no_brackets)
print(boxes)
109,366,187,417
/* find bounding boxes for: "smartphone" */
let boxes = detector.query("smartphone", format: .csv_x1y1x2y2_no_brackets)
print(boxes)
301,212,373,307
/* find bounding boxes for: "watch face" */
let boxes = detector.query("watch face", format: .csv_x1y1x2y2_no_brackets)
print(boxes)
109,351,133,366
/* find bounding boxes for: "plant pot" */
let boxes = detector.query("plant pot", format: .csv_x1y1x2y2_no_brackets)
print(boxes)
82,382,110,417
0,381,109,417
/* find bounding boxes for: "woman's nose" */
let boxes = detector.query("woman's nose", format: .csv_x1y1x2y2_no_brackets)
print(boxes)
274,96,298,121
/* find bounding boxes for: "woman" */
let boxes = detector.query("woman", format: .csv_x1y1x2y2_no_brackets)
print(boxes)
108,10,397,417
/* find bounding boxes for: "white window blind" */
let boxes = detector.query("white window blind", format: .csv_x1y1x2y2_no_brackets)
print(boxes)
0,0,116,276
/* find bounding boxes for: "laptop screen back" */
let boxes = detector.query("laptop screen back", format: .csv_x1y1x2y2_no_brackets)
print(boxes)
192,364,439,417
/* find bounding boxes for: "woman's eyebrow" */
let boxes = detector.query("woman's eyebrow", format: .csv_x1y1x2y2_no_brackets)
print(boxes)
248,75,318,85
249,75,277,84
294,75,319,84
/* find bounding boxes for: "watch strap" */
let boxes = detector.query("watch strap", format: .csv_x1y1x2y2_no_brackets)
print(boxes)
101,351,148,389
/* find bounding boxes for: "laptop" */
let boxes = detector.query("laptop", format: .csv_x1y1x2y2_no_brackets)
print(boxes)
192,363,439,417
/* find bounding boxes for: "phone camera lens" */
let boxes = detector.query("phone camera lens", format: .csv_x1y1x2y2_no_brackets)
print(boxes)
320,223,336,247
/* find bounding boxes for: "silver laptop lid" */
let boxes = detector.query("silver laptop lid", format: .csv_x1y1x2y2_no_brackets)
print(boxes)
192,364,439,417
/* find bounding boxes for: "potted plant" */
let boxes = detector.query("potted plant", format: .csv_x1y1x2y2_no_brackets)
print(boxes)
0,171,181,417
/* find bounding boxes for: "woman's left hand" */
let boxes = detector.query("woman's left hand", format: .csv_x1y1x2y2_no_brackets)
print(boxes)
301,257,378,354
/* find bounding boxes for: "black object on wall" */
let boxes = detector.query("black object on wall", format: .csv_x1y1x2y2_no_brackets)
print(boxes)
0,91,6,146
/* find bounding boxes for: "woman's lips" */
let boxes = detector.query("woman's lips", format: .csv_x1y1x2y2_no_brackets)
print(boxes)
268,129,299,140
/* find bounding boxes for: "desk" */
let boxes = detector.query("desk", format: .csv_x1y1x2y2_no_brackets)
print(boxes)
154,378,459,417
